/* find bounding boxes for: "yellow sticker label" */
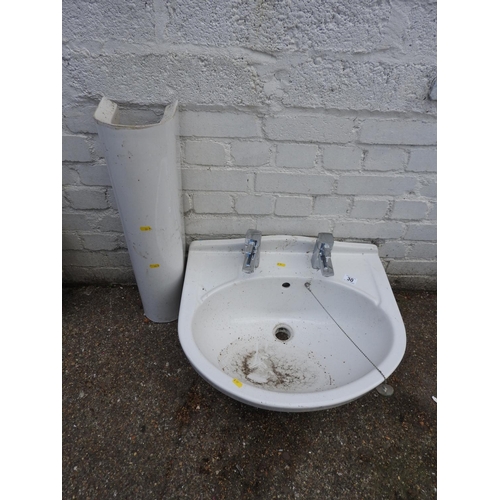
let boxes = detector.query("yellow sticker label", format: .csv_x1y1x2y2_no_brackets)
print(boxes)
232,378,243,388
277,262,286,267
149,263,160,268
140,226,152,231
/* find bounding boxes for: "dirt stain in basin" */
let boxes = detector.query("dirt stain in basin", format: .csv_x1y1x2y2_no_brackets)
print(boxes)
219,339,331,392
241,351,307,388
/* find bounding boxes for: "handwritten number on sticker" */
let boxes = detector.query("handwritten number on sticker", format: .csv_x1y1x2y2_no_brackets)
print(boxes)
343,274,357,285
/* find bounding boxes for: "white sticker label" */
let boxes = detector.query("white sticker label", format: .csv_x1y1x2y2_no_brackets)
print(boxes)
343,274,357,285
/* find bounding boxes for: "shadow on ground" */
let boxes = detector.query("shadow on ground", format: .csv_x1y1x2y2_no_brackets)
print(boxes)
63,285,436,499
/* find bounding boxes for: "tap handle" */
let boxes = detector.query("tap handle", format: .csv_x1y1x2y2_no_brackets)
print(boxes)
245,229,262,244
317,232,334,248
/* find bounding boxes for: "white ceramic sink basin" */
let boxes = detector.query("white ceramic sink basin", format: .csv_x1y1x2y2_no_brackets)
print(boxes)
178,236,406,412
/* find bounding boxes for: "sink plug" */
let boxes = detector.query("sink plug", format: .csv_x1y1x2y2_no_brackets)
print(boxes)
376,383,394,396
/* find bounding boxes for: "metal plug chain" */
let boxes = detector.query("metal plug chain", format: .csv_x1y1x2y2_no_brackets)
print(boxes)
304,281,389,385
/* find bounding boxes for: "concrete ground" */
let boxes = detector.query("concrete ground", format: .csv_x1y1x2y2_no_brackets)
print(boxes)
62,285,436,499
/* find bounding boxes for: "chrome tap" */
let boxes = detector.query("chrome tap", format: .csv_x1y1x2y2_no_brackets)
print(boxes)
311,233,334,277
242,229,262,273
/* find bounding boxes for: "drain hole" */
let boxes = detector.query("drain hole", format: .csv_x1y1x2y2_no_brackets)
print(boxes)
274,326,292,341
282,282,291,288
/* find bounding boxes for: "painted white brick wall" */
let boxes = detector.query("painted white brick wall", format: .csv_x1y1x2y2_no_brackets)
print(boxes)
275,197,312,217
231,141,271,167
193,193,233,214
276,144,318,169
337,175,418,196
181,112,261,138
234,195,274,215
182,168,252,192
62,135,92,162
62,0,437,289
359,120,437,145
264,115,355,143
323,146,362,171
255,173,335,196
364,147,407,171
184,140,227,166
351,200,389,219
